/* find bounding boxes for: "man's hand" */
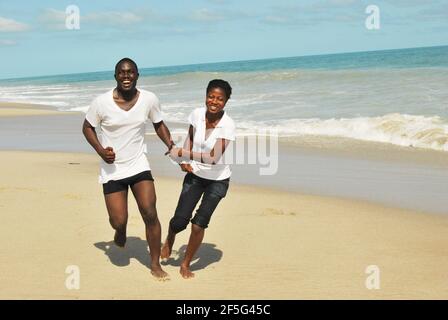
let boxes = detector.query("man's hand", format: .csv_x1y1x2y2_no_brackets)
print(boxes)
180,163,193,173
166,147,182,159
99,146,115,164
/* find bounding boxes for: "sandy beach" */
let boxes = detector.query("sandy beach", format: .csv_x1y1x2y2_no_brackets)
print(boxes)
1,103,448,299
1,150,448,299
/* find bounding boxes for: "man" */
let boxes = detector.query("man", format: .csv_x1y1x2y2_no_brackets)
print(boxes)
82,58,174,279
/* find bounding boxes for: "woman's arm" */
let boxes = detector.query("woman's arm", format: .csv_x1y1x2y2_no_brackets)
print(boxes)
183,125,194,151
173,138,230,165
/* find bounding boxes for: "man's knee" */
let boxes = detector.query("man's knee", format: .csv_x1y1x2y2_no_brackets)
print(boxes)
140,204,158,225
109,217,127,231
169,216,189,234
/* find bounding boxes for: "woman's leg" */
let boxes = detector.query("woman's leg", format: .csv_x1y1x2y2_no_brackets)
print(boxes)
181,180,229,278
161,173,204,259
180,224,205,278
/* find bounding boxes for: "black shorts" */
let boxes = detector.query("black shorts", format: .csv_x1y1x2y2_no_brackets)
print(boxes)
103,170,154,195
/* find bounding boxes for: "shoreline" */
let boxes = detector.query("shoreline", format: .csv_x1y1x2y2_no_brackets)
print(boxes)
2,101,447,165
2,101,448,167
0,103,447,215
0,101,74,117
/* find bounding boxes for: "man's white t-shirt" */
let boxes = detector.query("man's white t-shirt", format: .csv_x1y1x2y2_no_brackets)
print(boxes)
85,89,163,184
187,107,235,181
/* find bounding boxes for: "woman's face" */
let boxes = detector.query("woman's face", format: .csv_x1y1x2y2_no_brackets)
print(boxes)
205,87,228,114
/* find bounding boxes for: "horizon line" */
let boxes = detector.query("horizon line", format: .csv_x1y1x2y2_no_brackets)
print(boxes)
1,44,447,82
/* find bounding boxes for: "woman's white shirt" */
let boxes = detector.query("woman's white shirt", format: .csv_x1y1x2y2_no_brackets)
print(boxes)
187,107,235,181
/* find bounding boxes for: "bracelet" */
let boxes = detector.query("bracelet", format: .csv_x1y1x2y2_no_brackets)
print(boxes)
168,142,175,151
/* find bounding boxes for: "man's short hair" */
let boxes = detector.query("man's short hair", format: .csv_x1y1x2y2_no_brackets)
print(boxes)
115,58,138,74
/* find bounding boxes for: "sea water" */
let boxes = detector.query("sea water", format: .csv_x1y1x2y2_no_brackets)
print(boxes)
1,45,447,151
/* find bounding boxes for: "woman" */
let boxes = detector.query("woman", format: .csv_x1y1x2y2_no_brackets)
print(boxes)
162,79,235,279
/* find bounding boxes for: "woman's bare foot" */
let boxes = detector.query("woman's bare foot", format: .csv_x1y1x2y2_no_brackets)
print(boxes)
161,241,172,260
180,264,195,279
161,233,175,260
114,230,126,248
150,264,169,280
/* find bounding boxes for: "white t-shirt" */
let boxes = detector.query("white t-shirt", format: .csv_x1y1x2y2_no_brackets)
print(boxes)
187,107,235,180
85,89,163,184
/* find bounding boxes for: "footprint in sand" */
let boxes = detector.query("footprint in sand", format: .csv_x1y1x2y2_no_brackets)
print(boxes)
263,208,297,216
63,193,83,200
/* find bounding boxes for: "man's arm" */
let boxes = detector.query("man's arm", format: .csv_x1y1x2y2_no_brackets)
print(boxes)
153,121,175,152
82,119,115,164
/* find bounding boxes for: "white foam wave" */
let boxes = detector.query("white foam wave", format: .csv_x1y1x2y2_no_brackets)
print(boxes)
237,113,448,151
68,105,90,113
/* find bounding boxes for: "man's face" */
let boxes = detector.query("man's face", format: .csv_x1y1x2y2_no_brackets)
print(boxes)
115,61,139,92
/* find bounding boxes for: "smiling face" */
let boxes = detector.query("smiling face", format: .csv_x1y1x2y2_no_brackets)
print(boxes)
115,61,139,92
205,87,228,114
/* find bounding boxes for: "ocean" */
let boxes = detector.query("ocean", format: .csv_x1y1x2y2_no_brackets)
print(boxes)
1,45,447,151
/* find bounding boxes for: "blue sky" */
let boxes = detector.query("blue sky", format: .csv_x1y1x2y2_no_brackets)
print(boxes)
0,0,447,79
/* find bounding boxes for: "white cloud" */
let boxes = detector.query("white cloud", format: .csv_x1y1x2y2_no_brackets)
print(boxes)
38,9,67,30
85,12,144,25
189,8,226,22
328,0,357,5
0,39,17,46
206,0,229,4
383,0,435,7
419,3,448,22
0,17,29,32
263,15,291,24
261,1,365,27
38,8,153,30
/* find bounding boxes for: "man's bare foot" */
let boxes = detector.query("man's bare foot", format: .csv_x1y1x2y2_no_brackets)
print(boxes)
114,230,126,248
150,264,169,280
180,264,195,279
161,241,172,260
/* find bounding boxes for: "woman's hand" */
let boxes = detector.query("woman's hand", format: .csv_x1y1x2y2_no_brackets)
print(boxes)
99,146,115,164
180,163,193,173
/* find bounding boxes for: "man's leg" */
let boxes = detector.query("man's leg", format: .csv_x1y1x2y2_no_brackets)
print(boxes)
104,190,128,247
130,180,168,279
